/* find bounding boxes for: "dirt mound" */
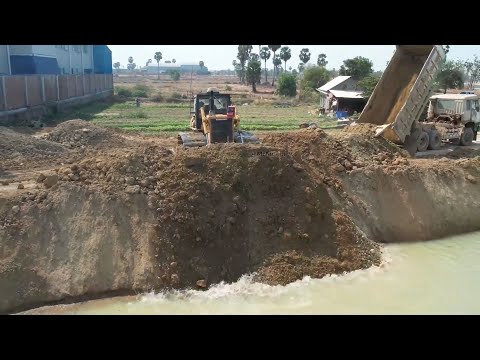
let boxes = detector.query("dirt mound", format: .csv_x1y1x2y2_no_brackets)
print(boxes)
262,128,409,176
0,141,381,312
43,120,124,149
342,123,378,135
0,127,71,171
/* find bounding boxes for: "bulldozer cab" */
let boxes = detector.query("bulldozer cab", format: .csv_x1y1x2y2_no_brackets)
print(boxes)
192,90,231,130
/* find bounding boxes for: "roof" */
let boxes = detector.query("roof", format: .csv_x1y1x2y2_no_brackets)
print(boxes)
430,93,478,100
317,76,351,92
329,90,366,99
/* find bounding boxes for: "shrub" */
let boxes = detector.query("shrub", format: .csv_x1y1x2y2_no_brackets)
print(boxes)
276,73,297,97
116,87,133,97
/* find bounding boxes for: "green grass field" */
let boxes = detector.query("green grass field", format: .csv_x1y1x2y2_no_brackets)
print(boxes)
53,101,339,134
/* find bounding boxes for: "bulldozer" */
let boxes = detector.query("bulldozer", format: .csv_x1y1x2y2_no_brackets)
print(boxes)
177,88,259,147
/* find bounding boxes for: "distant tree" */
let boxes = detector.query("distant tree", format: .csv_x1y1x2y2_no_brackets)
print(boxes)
357,75,380,97
298,63,305,73
339,56,373,80
292,69,298,75
273,55,282,79
127,57,134,72
260,47,271,83
172,59,176,64
237,45,253,84
268,45,281,85
299,48,311,65
250,53,259,61
113,62,121,73
169,70,180,81
276,73,297,97
127,62,136,71
146,59,152,67
154,52,162,79
317,53,327,67
463,56,480,89
300,66,330,91
280,46,292,73
246,56,262,92
199,60,204,68
443,45,450,55
436,60,464,94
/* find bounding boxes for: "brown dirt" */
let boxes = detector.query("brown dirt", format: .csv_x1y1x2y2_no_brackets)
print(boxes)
1,121,479,313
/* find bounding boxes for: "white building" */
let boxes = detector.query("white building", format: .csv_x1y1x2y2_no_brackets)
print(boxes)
0,45,111,75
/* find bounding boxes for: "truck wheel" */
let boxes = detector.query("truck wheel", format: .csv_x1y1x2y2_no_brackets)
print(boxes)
460,128,474,146
427,130,442,150
417,131,430,152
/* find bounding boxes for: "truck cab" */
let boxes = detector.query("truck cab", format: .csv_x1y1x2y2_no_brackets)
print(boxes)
427,93,479,140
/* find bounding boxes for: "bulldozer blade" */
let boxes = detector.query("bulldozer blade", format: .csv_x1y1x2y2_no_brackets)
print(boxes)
177,132,207,148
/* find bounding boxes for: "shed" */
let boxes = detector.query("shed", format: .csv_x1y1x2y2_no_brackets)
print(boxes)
316,75,367,114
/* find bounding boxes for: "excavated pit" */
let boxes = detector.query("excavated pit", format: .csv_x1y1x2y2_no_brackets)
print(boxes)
1,121,479,313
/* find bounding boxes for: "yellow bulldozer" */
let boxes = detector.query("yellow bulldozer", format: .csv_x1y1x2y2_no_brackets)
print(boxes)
177,88,259,147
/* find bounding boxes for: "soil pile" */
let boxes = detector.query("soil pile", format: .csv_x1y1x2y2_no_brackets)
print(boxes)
1,122,480,313
0,127,71,171
42,120,124,149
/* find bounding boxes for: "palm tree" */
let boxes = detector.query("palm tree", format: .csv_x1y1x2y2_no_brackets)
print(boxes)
280,47,292,73
268,45,281,85
154,52,162,79
260,47,271,83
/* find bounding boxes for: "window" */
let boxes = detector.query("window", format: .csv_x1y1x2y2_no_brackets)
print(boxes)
73,45,81,53
437,100,456,112
83,45,88,53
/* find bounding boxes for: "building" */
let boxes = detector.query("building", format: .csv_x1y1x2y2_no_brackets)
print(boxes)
316,75,368,115
0,45,112,75
143,62,208,74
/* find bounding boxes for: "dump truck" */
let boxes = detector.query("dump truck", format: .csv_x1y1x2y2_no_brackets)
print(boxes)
177,88,259,147
356,45,450,155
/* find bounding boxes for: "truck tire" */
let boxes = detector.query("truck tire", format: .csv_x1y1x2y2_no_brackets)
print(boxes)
427,130,442,150
417,131,430,152
460,128,474,146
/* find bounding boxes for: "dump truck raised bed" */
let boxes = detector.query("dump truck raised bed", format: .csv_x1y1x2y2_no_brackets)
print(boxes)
356,45,448,155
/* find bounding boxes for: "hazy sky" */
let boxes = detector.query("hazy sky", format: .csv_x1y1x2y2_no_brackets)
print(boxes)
108,45,479,71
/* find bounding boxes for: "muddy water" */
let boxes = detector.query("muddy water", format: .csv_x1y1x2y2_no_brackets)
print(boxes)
21,231,480,315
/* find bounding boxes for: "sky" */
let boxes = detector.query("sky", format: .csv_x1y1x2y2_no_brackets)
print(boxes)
108,45,479,71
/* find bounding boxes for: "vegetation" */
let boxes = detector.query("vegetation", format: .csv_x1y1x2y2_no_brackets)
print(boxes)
276,73,297,97
237,45,253,84
317,54,327,67
357,75,380,97
300,66,330,91
260,47,271,83
246,57,262,92
154,52,162,79
268,45,281,85
169,70,180,81
280,47,292,73
436,60,464,93
299,48,311,66
339,56,373,79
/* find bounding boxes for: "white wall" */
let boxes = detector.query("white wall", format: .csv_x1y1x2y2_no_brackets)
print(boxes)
9,45,33,56
56,45,93,74
0,45,9,74
32,45,57,57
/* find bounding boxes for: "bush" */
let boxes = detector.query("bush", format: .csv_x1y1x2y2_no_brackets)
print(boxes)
298,88,320,104
225,85,233,91
169,70,180,81
300,66,330,91
151,92,164,102
116,87,133,97
276,74,297,97
131,84,151,98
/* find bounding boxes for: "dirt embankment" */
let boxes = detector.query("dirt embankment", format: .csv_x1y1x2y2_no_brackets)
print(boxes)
1,121,480,313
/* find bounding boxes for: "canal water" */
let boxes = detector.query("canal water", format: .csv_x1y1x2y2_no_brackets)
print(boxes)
22,231,480,315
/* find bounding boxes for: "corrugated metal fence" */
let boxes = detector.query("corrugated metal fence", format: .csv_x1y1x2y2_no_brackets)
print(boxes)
0,73,113,112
